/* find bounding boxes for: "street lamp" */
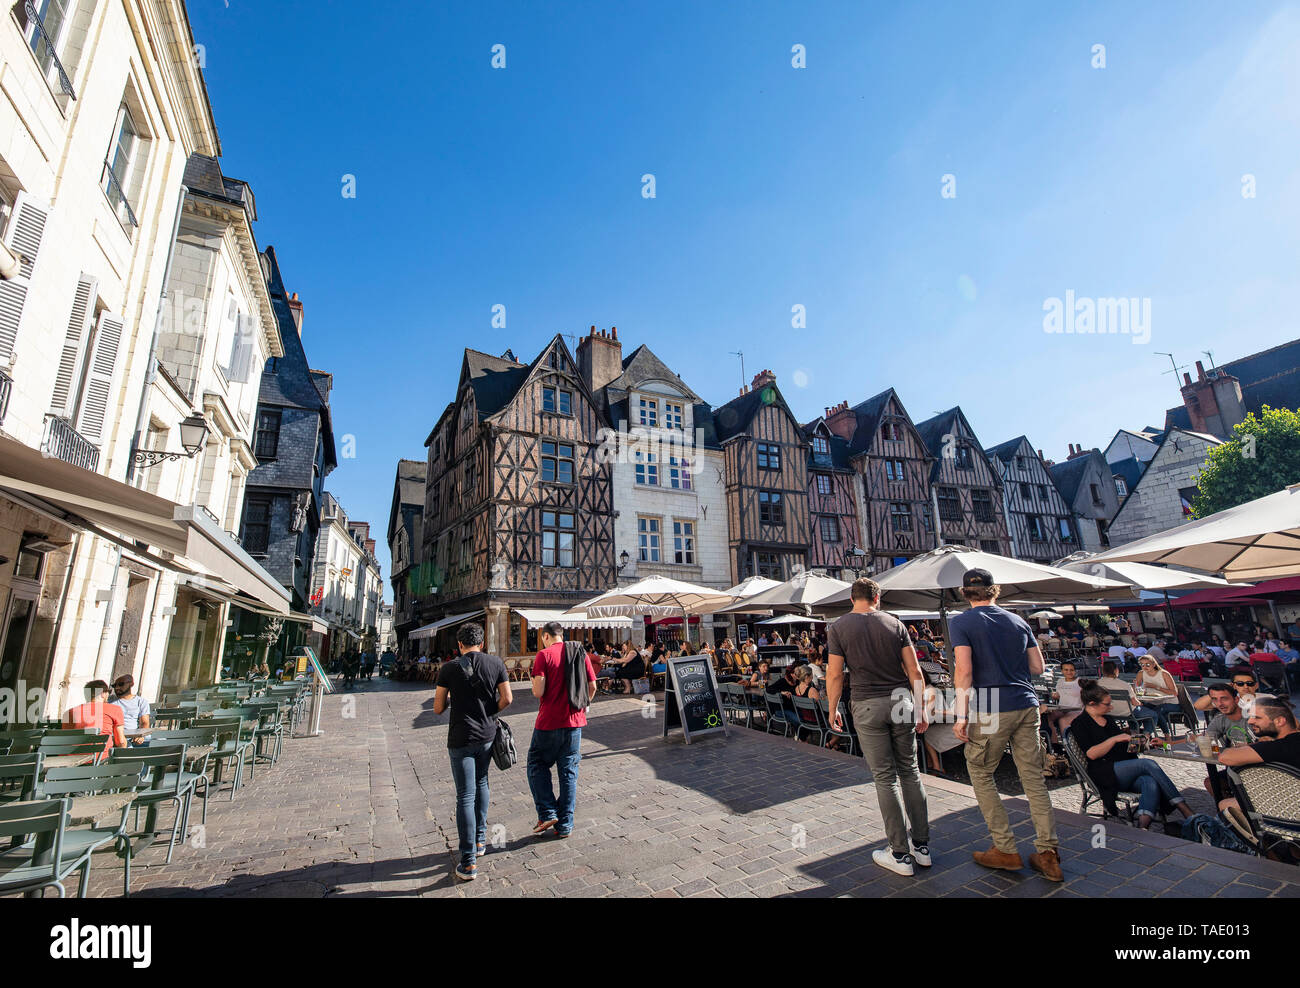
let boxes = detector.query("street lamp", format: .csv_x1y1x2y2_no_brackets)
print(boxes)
132,413,210,468
843,544,868,579
619,549,630,572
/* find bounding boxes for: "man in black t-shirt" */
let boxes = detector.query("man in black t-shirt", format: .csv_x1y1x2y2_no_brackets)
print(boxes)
433,622,512,882
1219,699,1300,772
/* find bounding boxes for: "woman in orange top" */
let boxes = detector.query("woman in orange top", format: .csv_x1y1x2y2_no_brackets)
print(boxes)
65,680,127,755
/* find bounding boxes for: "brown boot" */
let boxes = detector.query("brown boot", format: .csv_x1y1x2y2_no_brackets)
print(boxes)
1029,849,1064,882
972,847,1024,871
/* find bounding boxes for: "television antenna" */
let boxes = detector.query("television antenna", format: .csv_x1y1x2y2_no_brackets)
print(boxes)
729,351,746,389
1153,352,1188,379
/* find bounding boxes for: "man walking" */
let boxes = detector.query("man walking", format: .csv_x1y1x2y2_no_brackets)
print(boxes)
528,621,597,839
951,568,1063,882
825,578,931,877
433,622,512,882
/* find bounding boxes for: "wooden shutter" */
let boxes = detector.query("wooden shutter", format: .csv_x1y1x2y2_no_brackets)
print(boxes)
74,310,125,444
227,313,255,383
50,273,99,415
0,193,52,363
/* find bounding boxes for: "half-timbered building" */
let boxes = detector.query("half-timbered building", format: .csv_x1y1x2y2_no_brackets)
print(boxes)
713,371,810,584
914,407,1012,555
418,338,616,657
801,418,862,580
822,390,936,575
985,436,1078,563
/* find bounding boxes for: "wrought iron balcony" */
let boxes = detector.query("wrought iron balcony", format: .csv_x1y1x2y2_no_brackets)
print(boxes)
41,414,100,472
101,161,138,228
22,0,76,100
0,369,11,428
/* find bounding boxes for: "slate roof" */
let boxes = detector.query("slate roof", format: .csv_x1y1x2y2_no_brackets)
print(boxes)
913,406,1002,484
1048,454,1095,503
1164,338,1300,432
712,381,803,444
1109,456,1146,494
985,436,1029,464
462,349,528,419
182,153,255,217
605,344,701,402
844,389,896,451
596,343,717,447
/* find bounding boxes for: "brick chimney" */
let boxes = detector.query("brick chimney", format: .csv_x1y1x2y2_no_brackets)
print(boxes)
575,325,623,394
288,291,304,335
1179,360,1245,439
751,368,776,391
1066,443,1089,460
824,400,856,441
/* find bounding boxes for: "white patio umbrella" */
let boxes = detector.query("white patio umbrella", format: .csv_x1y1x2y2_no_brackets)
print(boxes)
810,544,1133,644
756,613,826,626
565,576,737,645
716,570,852,616
1090,483,1300,581
1055,549,1238,633
723,575,784,598
1027,610,1064,620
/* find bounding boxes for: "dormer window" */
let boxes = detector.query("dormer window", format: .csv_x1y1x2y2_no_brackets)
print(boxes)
812,436,829,455
639,397,658,427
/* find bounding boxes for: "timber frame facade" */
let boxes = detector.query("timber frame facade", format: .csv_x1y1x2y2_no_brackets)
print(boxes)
715,372,810,584
914,407,1012,555
985,436,1078,563
419,338,617,655
802,419,862,579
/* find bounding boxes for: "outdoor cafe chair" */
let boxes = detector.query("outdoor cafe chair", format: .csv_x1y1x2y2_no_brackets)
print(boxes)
35,763,146,897
718,683,751,729
1228,764,1300,861
790,696,829,746
106,742,201,864
1061,729,1154,826
1253,661,1288,695
0,797,95,898
202,716,257,797
763,692,795,738
0,751,44,805
226,705,283,765
37,738,106,762
819,698,859,756
150,706,192,730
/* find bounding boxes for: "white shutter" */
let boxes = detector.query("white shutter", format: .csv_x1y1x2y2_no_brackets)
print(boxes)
0,192,52,364
227,313,255,383
50,273,99,415
74,310,125,444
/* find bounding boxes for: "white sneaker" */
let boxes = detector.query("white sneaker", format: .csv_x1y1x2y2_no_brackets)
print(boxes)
872,848,915,877
909,842,932,867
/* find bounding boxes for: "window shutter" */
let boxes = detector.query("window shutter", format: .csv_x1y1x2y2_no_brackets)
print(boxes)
0,193,53,363
50,273,99,415
75,310,125,445
227,313,255,383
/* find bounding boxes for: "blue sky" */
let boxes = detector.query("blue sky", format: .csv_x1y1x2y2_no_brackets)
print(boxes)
189,0,1300,597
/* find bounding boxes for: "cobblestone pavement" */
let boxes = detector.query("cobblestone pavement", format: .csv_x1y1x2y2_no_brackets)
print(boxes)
85,677,1300,898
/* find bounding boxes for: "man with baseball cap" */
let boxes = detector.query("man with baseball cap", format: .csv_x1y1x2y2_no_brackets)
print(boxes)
950,567,1063,882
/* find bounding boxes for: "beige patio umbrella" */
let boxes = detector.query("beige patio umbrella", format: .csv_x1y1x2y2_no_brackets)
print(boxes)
1055,549,1238,633
715,570,852,616
1090,483,1300,581
565,575,737,645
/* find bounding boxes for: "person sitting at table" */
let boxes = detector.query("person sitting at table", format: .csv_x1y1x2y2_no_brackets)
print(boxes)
1070,681,1195,830
807,652,827,684
1278,640,1300,689
1195,682,1255,747
65,680,127,756
757,633,770,647
598,644,645,693
793,665,820,702
1215,699,1300,855
1045,661,1084,744
109,674,152,747
746,660,771,689
1135,655,1180,739
1094,661,1161,735
1224,641,1251,669
920,686,962,777
767,663,799,698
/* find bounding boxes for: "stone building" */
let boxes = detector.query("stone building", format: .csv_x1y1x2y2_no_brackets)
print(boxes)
1105,428,1222,546
386,458,425,657
1048,446,1121,553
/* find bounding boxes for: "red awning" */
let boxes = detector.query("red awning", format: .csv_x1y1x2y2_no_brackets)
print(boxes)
1219,576,1300,598
1171,589,1270,609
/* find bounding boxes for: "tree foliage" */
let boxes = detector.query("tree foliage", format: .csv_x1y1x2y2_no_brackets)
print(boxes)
1192,406,1300,517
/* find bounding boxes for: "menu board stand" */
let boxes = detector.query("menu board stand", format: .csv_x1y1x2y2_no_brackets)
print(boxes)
298,647,332,738
663,655,728,744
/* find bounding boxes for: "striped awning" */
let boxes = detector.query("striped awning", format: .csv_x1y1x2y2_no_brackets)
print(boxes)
515,608,632,630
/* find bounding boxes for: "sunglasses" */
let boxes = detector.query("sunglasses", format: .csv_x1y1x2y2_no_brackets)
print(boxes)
1233,681,1254,687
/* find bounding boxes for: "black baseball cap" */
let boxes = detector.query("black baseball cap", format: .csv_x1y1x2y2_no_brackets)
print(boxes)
962,567,994,589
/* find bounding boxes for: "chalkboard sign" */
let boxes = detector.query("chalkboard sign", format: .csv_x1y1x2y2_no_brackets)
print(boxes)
737,623,750,643
663,655,727,743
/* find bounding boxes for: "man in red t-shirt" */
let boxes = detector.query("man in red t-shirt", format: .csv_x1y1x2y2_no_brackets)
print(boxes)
64,680,127,757
527,622,597,838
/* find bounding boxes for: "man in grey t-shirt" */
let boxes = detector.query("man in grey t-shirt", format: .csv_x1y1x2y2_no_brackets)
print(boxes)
825,578,929,878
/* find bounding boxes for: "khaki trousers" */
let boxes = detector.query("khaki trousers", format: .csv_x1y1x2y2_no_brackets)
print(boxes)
963,705,1059,854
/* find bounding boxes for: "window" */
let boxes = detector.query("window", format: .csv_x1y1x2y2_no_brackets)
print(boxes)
25,0,70,88
812,436,829,455
1016,455,1029,472
815,473,832,496
921,508,933,533
955,444,973,469
460,529,471,572
255,409,281,460
668,456,691,490
542,511,575,567
972,489,995,523
820,516,841,543
758,491,784,526
541,387,571,414
1090,483,1103,505
638,517,661,562
103,104,142,227
881,422,901,442
980,540,1001,555
541,440,574,484
548,350,567,372
634,450,658,486
885,460,905,482
242,496,272,554
1038,484,1048,500
756,552,781,579
430,439,440,464
1114,478,1128,498
665,402,683,430
639,397,658,426
464,460,477,498
1059,517,1076,542
1028,516,1047,541
673,520,694,564
1020,482,1032,499
756,443,781,471
890,503,912,532
937,487,962,522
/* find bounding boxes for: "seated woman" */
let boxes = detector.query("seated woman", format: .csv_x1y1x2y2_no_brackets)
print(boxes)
1070,681,1195,830
920,687,963,777
1045,661,1084,744
599,644,645,693
792,664,820,702
746,660,771,688
1135,655,1181,739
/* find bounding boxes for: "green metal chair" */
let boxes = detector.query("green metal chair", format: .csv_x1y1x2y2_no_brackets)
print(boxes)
104,743,196,865
130,729,215,828
227,705,284,765
37,738,107,761
34,764,145,896
202,717,256,797
0,797,94,897
0,751,44,805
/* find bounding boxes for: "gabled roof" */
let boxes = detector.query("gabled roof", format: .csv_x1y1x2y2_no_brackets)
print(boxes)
1110,456,1146,493
985,435,1030,463
1164,338,1300,432
1049,453,1096,503
605,344,701,402
461,349,528,419
844,389,896,451
914,406,1002,484
713,382,800,443
387,459,426,544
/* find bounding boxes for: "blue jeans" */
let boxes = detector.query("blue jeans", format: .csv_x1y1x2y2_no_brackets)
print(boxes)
448,741,494,869
1113,758,1185,820
1130,706,1161,734
527,727,582,835
1144,702,1179,735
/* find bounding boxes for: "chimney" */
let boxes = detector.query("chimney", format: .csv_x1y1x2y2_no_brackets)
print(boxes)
1180,364,1244,439
824,401,855,441
288,291,304,334
1183,372,1192,387
1195,360,1206,381
575,325,623,394
751,368,776,391
1066,443,1089,460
